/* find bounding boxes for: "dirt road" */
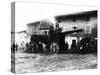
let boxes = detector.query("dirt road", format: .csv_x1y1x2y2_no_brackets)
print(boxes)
12,53,97,73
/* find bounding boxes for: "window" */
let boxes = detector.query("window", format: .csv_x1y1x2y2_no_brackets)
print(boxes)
45,31,47,35
85,25,91,34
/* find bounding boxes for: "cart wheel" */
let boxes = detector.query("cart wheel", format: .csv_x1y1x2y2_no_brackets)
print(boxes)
50,42,59,53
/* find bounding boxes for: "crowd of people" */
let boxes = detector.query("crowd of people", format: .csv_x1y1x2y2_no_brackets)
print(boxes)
68,37,97,54
11,37,97,54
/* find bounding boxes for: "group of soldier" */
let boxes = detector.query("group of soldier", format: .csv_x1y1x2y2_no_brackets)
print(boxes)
67,38,97,54
11,37,97,54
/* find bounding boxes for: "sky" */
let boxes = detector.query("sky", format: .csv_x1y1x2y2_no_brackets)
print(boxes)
14,2,97,32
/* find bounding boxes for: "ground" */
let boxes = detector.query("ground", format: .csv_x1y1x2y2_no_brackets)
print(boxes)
11,52,97,73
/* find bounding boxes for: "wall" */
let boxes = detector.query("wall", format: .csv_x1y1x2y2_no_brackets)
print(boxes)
58,16,97,48
27,23,42,35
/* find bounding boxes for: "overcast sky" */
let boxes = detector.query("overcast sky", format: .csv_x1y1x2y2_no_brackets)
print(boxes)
14,2,97,32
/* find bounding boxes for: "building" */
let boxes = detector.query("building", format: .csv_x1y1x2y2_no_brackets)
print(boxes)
27,19,54,36
55,10,97,48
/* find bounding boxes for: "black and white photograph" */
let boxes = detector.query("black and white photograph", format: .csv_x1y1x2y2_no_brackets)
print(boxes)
11,2,97,73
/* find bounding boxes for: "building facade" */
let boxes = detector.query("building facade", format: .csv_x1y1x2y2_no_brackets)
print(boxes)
55,10,97,48
27,19,54,36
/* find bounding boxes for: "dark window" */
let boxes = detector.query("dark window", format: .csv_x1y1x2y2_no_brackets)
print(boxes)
45,31,47,35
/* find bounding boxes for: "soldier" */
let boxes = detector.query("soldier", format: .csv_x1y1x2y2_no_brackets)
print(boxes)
71,40,76,53
15,43,18,52
33,42,38,53
29,42,34,53
25,43,29,53
38,42,43,53
79,37,91,54
31,42,35,53
65,41,69,53
50,42,59,53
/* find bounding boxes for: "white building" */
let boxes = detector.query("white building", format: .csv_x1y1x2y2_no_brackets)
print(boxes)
27,19,54,36
55,10,97,48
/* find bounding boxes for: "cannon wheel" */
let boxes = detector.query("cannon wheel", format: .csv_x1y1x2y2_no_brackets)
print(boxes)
50,42,59,53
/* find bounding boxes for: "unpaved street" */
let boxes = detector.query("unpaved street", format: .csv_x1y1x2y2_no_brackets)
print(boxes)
12,53,97,73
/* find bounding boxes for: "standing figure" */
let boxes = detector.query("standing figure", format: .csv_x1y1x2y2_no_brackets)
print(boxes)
71,40,76,53
33,42,38,53
65,41,69,53
39,42,43,53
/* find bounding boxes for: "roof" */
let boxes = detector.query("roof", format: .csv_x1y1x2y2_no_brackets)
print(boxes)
61,29,83,35
55,10,97,21
11,30,26,34
27,21,40,26
27,19,54,30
